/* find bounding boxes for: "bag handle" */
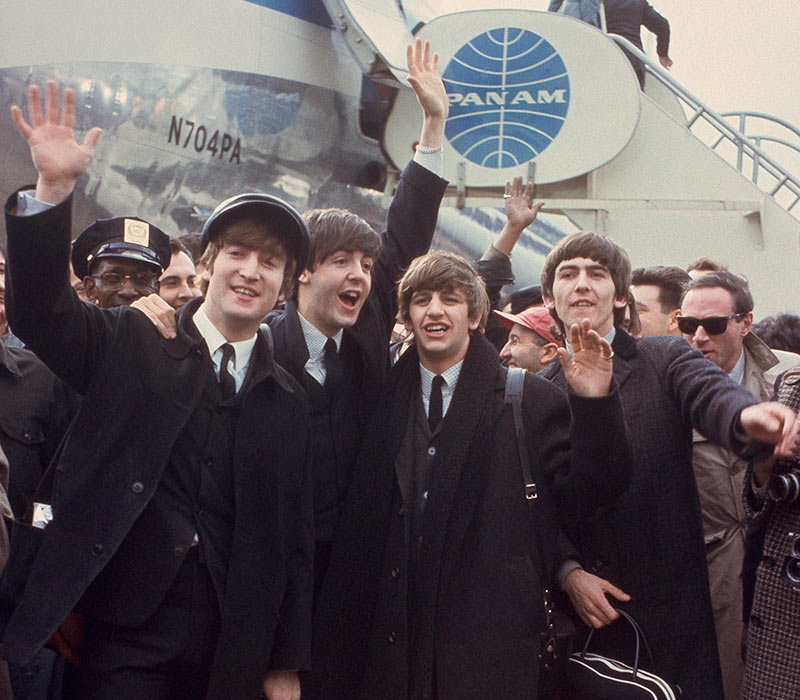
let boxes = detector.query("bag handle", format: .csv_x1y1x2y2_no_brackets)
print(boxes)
579,608,657,678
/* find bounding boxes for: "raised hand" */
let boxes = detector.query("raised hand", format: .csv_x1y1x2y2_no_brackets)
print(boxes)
10,80,102,204
406,39,448,148
505,176,542,230
558,319,614,397
493,176,544,256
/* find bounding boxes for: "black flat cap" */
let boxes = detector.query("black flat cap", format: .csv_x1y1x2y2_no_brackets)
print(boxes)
201,193,309,271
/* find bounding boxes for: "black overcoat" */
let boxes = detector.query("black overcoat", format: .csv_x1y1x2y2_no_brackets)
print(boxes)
269,161,448,500
542,329,769,700
0,192,314,700
309,334,631,700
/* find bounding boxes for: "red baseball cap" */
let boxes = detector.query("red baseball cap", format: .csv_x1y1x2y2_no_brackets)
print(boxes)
494,307,561,346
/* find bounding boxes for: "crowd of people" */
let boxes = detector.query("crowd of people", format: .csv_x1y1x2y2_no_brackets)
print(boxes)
0,32,798,700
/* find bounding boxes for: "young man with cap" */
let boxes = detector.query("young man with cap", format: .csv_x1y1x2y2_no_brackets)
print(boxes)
495,306,561,373
308,251,632,700
134,39,449,599
2,81,313,700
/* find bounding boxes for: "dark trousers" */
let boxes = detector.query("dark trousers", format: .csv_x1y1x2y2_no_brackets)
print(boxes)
75,548,220,700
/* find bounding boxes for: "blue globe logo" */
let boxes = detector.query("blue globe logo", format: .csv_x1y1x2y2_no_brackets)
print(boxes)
443,28,570,168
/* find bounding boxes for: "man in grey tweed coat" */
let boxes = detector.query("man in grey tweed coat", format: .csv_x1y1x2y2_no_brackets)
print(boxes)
742,365,800,700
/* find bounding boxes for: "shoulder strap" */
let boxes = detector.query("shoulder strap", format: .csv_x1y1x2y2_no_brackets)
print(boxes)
505,367,537,500
505,367,562,665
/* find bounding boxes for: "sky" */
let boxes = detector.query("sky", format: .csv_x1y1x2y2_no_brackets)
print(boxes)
429,0,800,149
642,0,800,129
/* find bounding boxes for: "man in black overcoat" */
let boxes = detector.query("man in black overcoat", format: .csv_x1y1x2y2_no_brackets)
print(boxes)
307,251,633,700
0,81,314,700
538,231,798,700
132,40,450,601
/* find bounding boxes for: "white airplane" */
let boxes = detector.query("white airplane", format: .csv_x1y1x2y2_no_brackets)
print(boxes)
2,0,799,310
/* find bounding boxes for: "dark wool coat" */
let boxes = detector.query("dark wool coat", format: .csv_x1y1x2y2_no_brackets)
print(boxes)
0,341,72,518
308,334,631,700
0,192,314,700
542,329,769,700
742,365,800,700
270,161,448,514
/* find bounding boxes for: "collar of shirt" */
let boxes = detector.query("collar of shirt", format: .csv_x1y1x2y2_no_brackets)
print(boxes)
728,348,746,385
565,326,616,357
419,360,464,418
192,302,257,390
298,311,343,384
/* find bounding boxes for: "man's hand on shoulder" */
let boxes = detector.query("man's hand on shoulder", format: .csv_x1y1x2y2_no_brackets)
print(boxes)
262,670,300,700
131,293,177,339
559,319,614,397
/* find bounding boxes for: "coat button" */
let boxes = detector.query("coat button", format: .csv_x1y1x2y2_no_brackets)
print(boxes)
23,432,31,441
750,614,762,628
204,456,213,467
174,546,186,557
388,631,397,643
131,482,144,494
591,560,603,573
427,447,436,457
762,556,776,568
391,567,400,579
92,544,103,555
398,506,404,516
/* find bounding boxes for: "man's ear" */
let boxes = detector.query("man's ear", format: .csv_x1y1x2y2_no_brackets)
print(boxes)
468,315,481,332
741,311,754,337
297,269,311,285
614,296,628,309
542,294,556,311
83,277,98,303
539,342,560,364
668,308,680,334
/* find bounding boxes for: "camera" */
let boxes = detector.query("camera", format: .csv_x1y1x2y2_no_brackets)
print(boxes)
769,469,800,503
781,533,800,586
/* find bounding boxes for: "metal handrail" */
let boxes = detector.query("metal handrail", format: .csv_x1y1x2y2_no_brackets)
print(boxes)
606,34,800,215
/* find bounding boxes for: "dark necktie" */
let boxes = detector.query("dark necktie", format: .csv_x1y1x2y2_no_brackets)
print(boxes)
219,343,237,400
428,375,444,433
324,338,343,395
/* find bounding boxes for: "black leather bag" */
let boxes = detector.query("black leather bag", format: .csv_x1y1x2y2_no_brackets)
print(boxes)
566,609,682,699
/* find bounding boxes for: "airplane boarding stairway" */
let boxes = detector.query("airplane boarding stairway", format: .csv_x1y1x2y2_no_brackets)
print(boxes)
325,0,800,314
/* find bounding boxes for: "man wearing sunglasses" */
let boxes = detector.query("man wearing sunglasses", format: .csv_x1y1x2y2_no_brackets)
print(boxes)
680,271,800,700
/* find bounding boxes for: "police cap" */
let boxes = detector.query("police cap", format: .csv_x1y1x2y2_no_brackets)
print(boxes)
71,217,171,280
201,193,309,271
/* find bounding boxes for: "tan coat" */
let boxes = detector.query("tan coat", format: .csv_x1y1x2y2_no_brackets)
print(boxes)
692,334,800,700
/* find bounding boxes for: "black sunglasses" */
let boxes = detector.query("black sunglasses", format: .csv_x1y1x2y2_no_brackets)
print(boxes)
677,313,746,335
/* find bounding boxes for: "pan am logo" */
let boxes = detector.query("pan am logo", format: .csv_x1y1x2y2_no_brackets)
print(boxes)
443,28,569,168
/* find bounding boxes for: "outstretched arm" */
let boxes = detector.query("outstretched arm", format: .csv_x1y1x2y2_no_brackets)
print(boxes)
11,81,102,204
